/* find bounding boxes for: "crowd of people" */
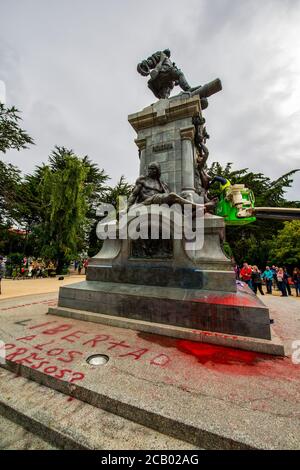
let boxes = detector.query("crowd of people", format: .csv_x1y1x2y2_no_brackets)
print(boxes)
236,262,300,297
0,256,89,281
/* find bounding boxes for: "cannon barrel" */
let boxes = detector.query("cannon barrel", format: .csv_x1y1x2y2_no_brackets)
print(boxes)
254,207,300,221
191,78,222,99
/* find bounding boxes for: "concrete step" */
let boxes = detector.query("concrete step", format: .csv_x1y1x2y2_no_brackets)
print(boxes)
0,369,197,450
0,414,57,450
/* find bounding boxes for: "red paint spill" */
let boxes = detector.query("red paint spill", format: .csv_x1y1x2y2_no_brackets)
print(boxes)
176,340,299,379
67,396,75,402
135,332,299,380
191,294,257,307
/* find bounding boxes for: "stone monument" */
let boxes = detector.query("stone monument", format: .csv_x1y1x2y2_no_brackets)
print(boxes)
51,49,281,351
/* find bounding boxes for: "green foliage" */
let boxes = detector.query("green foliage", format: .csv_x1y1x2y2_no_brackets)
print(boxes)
87,176,133,257
1,151,298,271
0,102,34,154
207,162,299,206
269,221,300,265
35,150,93,272
222,241,233,259
0,160,22,226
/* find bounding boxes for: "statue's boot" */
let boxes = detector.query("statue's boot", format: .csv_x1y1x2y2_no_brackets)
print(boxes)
177,72,191,91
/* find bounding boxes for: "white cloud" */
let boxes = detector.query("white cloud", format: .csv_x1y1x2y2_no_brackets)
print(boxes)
0,0,299,200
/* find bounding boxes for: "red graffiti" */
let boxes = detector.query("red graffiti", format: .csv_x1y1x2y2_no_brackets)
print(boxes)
42,324,73,335
61,330,87,343
119,348,149,360
82,334,110,347
5,344,85,383
28,321,57,330
107,340,130,351
150,354,171,367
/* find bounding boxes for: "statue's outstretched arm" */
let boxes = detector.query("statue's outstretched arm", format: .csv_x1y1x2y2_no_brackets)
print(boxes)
150,52,167,80
128,180,143,207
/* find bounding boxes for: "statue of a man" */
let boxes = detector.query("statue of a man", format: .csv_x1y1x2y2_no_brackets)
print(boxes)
137,49,222,109
128,162,215,212
137,49,191,99
128,162,173,207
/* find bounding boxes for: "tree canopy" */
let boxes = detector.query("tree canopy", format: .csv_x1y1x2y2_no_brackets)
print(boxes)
0,154,299,271
269,221,300,266
0,102,34,154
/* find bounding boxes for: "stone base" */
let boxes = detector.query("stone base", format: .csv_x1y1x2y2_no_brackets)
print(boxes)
48,305,284,356
56,280,272,341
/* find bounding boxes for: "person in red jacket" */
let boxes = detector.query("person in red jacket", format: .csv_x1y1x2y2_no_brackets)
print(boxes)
240,262,253,288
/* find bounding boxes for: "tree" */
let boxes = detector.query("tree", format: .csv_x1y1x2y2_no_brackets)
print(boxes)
0,160,22,226
269,221,300,266
36,152,91,273
87,176,133,257
0,102,34,153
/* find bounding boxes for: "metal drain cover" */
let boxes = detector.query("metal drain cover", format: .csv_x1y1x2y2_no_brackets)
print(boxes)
86,354,109,366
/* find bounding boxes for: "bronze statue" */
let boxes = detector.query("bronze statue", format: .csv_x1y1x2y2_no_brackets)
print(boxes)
128,162,215,212
192,114,218,211
137,49,222,108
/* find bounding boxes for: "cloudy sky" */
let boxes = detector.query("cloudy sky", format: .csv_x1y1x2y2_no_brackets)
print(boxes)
1,0,300,199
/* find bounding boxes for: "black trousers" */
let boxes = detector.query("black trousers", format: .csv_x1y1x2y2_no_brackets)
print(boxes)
253,282,264,295
284,281,292,295
266,279,273,293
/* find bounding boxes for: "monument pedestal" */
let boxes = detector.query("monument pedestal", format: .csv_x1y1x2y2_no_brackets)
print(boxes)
54,211,275,345
52,95,282,354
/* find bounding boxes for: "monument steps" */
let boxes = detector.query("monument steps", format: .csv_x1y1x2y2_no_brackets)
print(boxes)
0,369,197,450
49,305,284,356
57,281,273,341
0,306,296,450
0,414,57,450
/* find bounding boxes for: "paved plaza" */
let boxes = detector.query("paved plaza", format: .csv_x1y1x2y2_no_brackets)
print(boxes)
0,283,299,449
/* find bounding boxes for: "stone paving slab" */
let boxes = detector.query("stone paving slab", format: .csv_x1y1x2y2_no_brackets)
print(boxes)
0,275,85,300
0,293,300,449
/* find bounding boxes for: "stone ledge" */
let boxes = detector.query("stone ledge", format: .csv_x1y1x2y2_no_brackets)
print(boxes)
48,306,284,356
